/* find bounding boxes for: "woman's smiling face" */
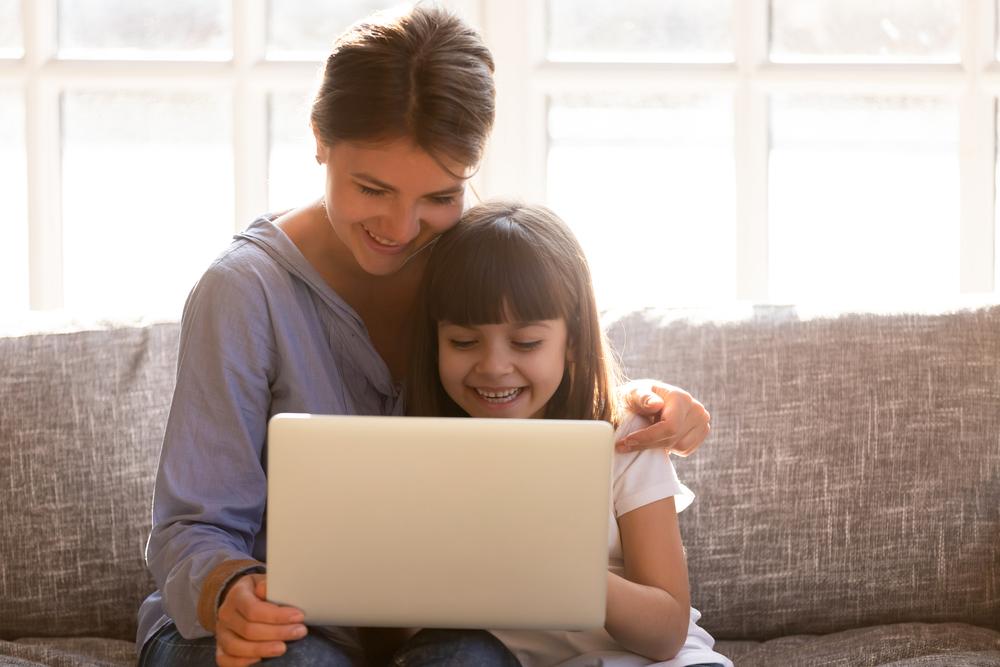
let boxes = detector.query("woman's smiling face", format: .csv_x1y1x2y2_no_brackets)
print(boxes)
317,135,471,277
436,318,569,419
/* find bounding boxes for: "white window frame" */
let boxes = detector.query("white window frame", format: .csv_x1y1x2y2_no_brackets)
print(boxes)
2,0,997,310
477,0,999,301
4,0,481,310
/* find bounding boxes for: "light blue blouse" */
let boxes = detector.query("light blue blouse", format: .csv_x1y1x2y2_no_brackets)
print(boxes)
137,217,404,650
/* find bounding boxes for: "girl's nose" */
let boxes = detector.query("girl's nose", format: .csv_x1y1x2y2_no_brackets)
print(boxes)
476,345,513,376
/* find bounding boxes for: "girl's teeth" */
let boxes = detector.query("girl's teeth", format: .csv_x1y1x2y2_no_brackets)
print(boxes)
476,388,522,403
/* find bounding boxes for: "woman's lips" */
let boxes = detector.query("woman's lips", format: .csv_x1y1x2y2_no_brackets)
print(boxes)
361,224,408,255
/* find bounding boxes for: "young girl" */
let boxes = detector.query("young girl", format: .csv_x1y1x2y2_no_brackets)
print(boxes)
408,201,732,667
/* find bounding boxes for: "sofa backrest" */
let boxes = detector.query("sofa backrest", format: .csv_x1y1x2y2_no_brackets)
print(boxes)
606,304,1000,639
0,323,180,641
1,306,997,642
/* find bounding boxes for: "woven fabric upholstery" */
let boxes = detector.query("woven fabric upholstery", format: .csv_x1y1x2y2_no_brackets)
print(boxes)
0,324,180,641
0,637,135,666
606,306,1000,640
715,622,1000,666
2,307,998,667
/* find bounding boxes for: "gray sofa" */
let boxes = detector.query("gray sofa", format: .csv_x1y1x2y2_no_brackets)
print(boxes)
1,305,998,666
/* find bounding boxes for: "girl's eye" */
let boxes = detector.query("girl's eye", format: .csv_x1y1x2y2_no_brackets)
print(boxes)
359,185,386,197
430,195,457,206
513,340,542,351
448,339,476,350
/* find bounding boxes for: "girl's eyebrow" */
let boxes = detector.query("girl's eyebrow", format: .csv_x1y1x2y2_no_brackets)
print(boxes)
438,321,552,330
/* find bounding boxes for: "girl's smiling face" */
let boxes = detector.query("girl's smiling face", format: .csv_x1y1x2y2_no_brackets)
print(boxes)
437,318,569,419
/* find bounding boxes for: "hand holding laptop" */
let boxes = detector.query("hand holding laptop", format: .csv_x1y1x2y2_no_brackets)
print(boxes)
214,573,306,666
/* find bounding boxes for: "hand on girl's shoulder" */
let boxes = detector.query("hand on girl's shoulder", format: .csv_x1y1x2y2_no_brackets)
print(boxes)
615,411,654,443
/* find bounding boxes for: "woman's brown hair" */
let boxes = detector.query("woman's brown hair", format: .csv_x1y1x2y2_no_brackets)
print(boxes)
407,201,624,425
310,3,496,170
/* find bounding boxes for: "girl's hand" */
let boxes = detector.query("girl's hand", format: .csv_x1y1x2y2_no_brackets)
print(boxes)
617,380,710,456
214,573,307,667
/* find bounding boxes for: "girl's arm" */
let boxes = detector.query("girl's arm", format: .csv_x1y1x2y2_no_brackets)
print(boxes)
604,496,691,662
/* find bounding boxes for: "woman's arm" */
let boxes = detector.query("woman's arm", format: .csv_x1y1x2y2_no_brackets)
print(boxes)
604,497,691,662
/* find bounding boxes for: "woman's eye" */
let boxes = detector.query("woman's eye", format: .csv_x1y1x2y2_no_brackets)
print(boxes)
359,185,386,197
430,195,456,206
513,340,542,351
449,339,476,349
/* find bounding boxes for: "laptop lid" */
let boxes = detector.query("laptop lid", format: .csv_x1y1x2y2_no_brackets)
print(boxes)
266,414,613,630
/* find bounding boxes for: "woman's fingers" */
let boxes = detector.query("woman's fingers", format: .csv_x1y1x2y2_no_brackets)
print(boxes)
670,416,712,457
214,573,307,667
618,382,711,455
220,608,307,642
222,574,305,627
216,625,287,660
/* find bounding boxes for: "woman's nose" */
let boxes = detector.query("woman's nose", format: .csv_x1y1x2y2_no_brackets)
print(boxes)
386,202,420,242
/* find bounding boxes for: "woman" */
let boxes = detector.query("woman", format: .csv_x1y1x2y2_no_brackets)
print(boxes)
137,5,711,667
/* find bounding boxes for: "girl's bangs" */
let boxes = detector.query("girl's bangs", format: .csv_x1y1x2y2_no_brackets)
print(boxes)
428,226,573,327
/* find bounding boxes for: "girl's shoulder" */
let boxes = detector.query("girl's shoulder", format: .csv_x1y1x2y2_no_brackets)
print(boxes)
612,410,695,515
614,410,653,441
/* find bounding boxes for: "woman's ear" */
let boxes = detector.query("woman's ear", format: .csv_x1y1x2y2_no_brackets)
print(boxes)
312,124,329,165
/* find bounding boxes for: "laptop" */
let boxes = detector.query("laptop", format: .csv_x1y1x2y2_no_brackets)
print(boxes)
265,413,613,630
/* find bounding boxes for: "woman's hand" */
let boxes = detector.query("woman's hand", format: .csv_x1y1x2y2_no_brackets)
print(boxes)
618,380,710,456
214,573,308,667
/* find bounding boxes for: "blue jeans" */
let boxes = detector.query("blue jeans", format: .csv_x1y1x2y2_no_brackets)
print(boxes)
138,624,520,666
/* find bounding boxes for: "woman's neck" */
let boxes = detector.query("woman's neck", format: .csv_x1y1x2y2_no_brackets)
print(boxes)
276,202,427,380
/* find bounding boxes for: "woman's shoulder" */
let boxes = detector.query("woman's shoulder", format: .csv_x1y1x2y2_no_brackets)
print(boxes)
191,219,304,306
188,241,274,310
179,224,307,337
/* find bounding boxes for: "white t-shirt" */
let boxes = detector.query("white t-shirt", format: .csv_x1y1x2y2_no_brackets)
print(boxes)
491,414,733,667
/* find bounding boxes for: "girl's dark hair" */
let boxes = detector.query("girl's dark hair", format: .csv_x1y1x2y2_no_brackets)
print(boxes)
311,3,496,169
407,201,623,424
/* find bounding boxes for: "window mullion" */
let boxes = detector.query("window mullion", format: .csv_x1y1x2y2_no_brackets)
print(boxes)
24,0,61,310
233,0,268,231
734,0,769,302
959,0,996,293
480,0,545,201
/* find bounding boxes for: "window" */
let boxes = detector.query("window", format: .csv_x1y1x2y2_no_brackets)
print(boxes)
57,0,231,60
489,0,996,308
60,91,233,314
4,1,999,316
546,93,736,309
0,89,27,312
769,94,960,303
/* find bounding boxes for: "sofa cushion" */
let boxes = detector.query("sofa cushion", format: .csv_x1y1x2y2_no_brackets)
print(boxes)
0,637,135,667
0,637,134,666
0,323,180,641
606,305,1000,640
715,622,1000,666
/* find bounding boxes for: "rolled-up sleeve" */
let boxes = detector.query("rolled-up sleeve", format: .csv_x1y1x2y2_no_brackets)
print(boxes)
145,256,277,638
